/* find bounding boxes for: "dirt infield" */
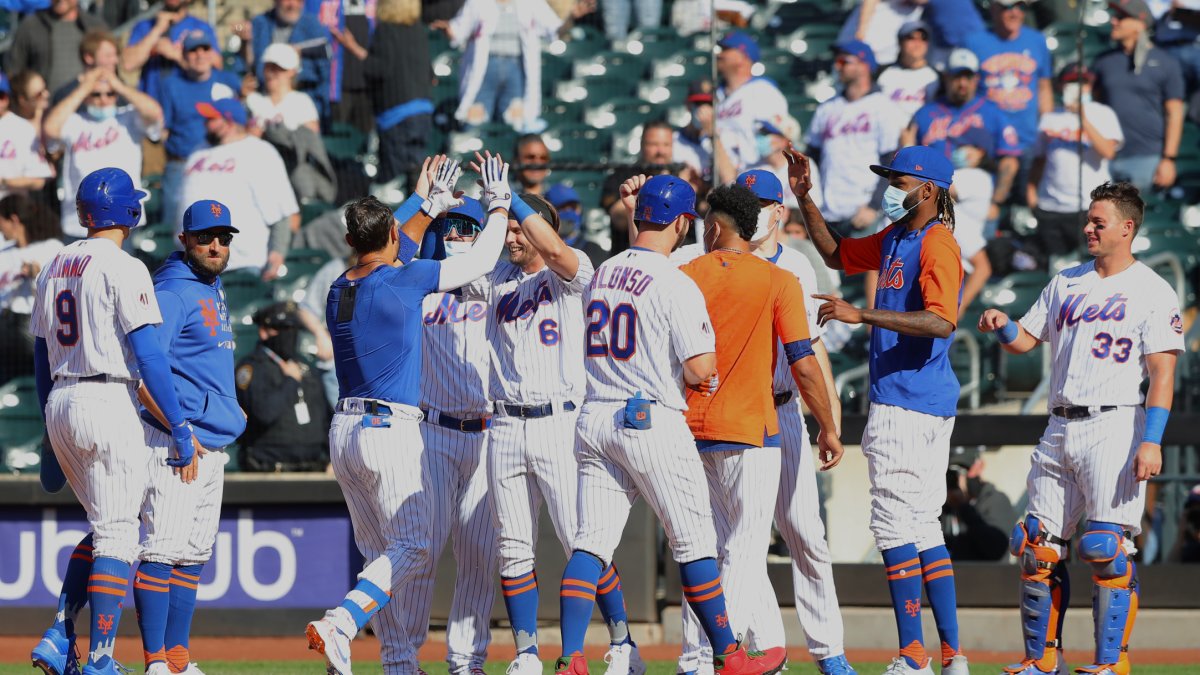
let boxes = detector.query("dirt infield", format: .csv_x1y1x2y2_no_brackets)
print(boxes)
2,637,1198,665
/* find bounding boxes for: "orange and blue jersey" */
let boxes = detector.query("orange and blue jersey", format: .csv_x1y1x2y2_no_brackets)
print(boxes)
680,250,810,448
840,221,963,417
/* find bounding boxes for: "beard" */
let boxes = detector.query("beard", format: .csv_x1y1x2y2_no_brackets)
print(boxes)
205,130,222,146
187,246,230,278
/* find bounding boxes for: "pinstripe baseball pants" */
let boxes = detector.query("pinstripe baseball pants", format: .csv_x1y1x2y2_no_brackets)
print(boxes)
140,424,226,565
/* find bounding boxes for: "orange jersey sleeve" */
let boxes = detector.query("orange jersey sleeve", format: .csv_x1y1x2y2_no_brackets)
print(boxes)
917,224,964,326
838,225,894,275
772,267,811,344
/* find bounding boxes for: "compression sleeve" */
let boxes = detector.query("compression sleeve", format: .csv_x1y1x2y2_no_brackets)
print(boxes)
437,211,509,291
128,324,187,429
34,337,52,418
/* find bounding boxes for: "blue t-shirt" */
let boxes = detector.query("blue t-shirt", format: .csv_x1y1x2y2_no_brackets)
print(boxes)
965,27,1053,149
1092,46,1186,158
326,260,441,405
159,69,242,159
910,94,1022,158
924,0,985,48
141,253,247,448
127,16,219,102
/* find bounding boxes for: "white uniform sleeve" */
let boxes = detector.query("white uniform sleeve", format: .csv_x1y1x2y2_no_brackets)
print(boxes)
555,248,594,295
1140,289,1185,355
1019,280,1054,342
250,142,300,224
668,274,716,361
112,259,163,334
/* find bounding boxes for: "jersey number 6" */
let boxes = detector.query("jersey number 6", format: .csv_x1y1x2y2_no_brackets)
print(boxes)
55,290,80,347
585,300,637,360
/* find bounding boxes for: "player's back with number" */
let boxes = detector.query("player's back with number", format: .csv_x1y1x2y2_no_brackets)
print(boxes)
584,248,713,409
32,238,160,378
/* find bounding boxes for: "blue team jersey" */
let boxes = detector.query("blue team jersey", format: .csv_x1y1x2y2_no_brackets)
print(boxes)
965,27,1053,149
159,69,242,158
326,260,441,406
141,252,246,447
127,16,219,102
910,95,1022,159
840,222,964,418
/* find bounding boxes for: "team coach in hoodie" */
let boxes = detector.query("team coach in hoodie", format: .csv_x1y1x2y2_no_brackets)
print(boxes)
132,198,245,674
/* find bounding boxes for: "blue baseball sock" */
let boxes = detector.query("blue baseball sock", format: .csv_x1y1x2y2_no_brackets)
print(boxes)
338,578,391,632
165,564,202,672
919,546,960,663
560,552,604,657
678,558,736,655
133,562,172,668
881,544,927,669
596,564,633,646
501,570,540,656
86,557,130,669
58,533,94,639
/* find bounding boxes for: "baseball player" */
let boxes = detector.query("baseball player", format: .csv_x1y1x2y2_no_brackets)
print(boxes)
131,200,244,675
382,197,498,675
29,167,197,675
458,188,642,675
667,170,854,675
554,174,762,675
978,181,1183,675
787,145,969,675
305,155,510,675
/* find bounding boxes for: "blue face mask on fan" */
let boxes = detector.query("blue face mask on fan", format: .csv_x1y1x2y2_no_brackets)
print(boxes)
880,182,930,223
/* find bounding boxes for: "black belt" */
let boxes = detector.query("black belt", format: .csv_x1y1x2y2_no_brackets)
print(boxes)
495,401,576,419
1052,405,1117,420
423,410,491,433
773,391,794,407
336,400,392,415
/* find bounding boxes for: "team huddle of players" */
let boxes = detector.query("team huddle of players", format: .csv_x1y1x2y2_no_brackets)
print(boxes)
27,144,1182,675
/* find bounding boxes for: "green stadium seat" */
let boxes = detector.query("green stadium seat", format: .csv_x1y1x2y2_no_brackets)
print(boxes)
130,223,180,268
625,27,689,59
541,53,574,98
773,3,847,34
652,50,712,82
0,376,43,473
638,79,693,106
273,249,332,305
300,200,336,226
450,122,519,156
542,100,587,127
222,269,273,313
549,170,607,211
585,97,664,131
323,124,367,161
758,48,796,82
544,125,613,163
559,75,639,106
428,28,452,59
574,51,647,81
432,76,460,107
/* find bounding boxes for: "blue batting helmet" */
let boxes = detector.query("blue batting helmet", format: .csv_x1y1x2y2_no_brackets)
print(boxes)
76,167,148,229
634,175,699,226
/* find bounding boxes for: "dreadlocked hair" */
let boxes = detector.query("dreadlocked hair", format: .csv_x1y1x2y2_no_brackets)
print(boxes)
935,186,956,232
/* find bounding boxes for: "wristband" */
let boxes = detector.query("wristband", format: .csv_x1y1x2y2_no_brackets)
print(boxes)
510,194,537,224
1143,406,1169,445
994,321,1019,344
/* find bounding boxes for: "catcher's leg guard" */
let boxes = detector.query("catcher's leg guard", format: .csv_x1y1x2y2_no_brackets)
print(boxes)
1006,515,1070,673
1077,522,1137,672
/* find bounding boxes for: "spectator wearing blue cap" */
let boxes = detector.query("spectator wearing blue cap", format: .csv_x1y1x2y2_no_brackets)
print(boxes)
946,128,993,311
806,40,906,236
0,70,53,203
877,21,940,121
837,0,924,66
123,0,220,103
1028,62,1125,261
157,28,242,227
715,31,789,174
180,98,300,280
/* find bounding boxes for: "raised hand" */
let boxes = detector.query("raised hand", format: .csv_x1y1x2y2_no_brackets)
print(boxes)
782,142,813,199
425,157,464,218
471,151,512,213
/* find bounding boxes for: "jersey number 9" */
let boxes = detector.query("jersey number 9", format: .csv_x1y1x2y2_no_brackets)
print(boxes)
585,300,637,360
55,290,79,346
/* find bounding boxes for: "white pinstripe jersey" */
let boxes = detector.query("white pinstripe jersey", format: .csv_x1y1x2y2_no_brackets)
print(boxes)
29,238,162,380
461,249,593,405
584,248,715,411
1019,260,1184,408
420,291,490,416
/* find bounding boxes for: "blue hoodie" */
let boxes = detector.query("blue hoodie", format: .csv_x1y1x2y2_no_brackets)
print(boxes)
141,252,246,448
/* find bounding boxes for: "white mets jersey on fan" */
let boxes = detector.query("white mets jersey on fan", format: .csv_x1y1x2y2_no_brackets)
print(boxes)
461,249,593,404
29,238,162,378
1018,260,1184,408
584,248,714,411
716,77,788,170
421,291,491,416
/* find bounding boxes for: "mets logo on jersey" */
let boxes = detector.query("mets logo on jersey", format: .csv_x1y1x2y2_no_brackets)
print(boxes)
1170,310,1183,335
1056,293,1127,331
495,280,553,323
878,257,905,290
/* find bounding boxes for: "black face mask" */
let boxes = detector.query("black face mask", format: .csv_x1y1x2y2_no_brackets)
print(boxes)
205,130,222,146
264,327,299,361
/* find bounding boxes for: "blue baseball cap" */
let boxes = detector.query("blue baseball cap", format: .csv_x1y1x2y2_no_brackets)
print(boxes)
758,120,786,138
737,169,784,204
182,199,239,232
635,175,699,225
898,20,931,39
871,146,955,189
182,29,214,52
442,196,485,226
0,71,9,95
545,183,581,209
196,98,247,126
833,40,879,74
950,126,994,158
718,31,761,63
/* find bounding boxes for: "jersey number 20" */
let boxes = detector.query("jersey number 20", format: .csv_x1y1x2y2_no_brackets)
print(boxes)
55,290,79,346
585,300,637,360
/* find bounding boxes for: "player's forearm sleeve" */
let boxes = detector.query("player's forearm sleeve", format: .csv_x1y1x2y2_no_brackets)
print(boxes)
437,211,507,291
268,216,294,256
34,337,52,418
129,324,186,429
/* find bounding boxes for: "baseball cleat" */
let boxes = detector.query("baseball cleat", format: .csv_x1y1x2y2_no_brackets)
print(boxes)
1003,661,1059,675
179,664,207,675
145,664,171,675
470,669,487,675
557,654,590,675
819,654,859,675
713,644,765,675
942,654,969,675
603,643,646,675
507,652,544,675
1073,663,1128,675
881,657,934,675
749,647,786,675
79,663,132,675
306,617,353,675
31,626,80,675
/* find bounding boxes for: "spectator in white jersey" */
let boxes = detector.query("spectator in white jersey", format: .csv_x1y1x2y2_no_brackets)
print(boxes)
947,128,994,311
0,71,52,202
715,31,789,173
839,0,925,66
247,42,321,134
876,21,940,122
0,195,62,384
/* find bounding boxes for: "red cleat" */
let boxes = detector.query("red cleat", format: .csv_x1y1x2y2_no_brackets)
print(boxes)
556,654,590,675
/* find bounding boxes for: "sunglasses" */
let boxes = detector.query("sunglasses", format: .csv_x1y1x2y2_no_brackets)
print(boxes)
192,231,234,246
187,44,213,53
437,216,482,238
89,91,117,100
834,55,859,67
902,32,929,41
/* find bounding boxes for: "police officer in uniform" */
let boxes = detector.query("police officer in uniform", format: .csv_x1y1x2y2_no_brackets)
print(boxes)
235,301,332,471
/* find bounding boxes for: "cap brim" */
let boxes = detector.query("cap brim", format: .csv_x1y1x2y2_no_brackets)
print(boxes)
869,164,892,180
134,189,149,202
195,102,221,119
870,164,951,188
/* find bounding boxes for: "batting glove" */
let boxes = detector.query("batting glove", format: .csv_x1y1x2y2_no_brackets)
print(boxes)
167,421,196,468
422,158,464,219
687,373,720,397
477,155,512,213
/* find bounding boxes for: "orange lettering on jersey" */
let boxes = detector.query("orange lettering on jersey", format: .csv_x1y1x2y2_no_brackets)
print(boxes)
878,258,905,290
198,298,221,336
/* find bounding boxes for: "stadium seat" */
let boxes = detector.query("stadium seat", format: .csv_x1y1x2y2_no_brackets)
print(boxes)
300,200,336,226
574,51,648,81
625,27,689,59
770,2,847,35
130,223,180,268
273,249,332,305
0,376,43,474
543,124,614,162
543,100,587,127
585,97,664,131
550,170,607,211
222,269,273,313
324,123,367,161
652,50,712,82
450,122,519,156
637,78,693,105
